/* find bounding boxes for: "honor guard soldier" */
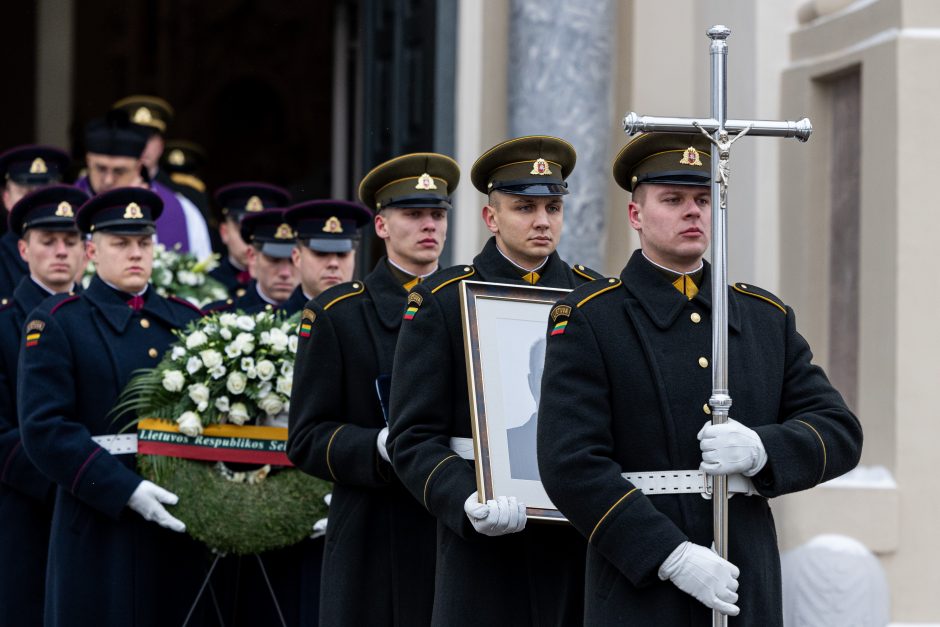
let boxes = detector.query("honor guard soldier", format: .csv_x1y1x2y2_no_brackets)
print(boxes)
0,185,87,625
283,198,372,314
210,182,292,298
77,110,212,258
0,145,71,298
387,137,602,626
536,133,863,626
287,152,456,626
18,188,215,627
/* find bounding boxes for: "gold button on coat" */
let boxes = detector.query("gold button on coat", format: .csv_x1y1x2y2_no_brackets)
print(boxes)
148,348,158,358
140,318,150,328
691,312,701,323
698,357,709,368
703,403,711,415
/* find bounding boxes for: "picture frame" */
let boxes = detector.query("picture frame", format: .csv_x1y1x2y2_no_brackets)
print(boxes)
460,280,571,522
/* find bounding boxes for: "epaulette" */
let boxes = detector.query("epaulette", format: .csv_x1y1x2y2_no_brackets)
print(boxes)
732,282,787,314
169,295,203,314
170,172,206,193
571,264,605,282
320,280,366,311
423,264,476,294
49,294,81,315
575,277,622,308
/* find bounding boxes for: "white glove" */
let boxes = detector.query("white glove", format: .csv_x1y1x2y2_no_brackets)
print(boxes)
659,541,740,616
463,491,527,537
376,427,390,462
310,517,328,539
127,480,186,533
698,418,768,477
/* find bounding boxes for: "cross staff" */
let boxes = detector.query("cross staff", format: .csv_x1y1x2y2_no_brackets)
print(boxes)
622,25,812,627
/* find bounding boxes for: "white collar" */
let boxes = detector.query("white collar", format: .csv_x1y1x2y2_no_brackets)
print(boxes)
101,277,148,297
387,256,437,279
495,243,548,274
641,251,703,277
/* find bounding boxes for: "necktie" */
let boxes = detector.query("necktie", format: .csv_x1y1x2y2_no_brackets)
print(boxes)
522,271,540,285
236,270,251,284
127,295,145,311
671,274,699,299
403,276,422,292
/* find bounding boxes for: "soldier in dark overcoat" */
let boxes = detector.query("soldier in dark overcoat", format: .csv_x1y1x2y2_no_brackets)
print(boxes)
536,132,863,626
287,154,455,626
0,185,88,625
17,188,215,627
387,137,602,627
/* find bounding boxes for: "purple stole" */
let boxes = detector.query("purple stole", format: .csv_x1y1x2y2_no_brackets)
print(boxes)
75,177,191,252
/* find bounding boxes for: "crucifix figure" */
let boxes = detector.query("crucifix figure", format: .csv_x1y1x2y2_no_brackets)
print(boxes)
693,121,751,208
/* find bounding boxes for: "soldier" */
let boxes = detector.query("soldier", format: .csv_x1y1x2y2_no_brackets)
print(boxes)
387,136,602,626
77,110,212,259
536,133,863,625
18,188,214,626
210,182,291,298
283,198,372,314
0,185,88,625
0,145,71,297
287,152,456,625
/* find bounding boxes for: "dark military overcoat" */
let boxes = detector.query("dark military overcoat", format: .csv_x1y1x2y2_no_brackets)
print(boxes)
288,258,438,626
18,276,216,627
0,277,57,625
387,237,599,627
0,231,27,299
537,251,864,626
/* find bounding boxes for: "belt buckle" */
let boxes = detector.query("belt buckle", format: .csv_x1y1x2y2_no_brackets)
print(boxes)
701,473,713,500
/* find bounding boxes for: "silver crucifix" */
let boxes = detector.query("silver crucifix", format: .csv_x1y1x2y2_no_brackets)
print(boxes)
622,25,812,627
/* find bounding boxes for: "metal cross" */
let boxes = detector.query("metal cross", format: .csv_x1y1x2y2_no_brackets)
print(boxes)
622,25,812,627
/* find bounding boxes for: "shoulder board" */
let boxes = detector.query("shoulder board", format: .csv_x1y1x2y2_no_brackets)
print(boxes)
423,264,476,294
571,264,605,282
169,295,203,314
575,277,622,308
201,298,235,314
49,294,81,315
732,282,787,314
170,172,206,193
320,280,366,310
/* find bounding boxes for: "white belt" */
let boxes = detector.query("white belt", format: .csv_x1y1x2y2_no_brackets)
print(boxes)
448,437,756,498
92,434,138,455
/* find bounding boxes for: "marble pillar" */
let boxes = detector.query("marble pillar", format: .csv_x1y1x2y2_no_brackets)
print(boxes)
508,0,615,270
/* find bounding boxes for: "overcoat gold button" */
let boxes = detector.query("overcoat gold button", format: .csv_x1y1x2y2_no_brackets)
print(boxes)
148,348,158,358
698,357,708,368
140,318,150,329
691,312,701,323
703,403,711,415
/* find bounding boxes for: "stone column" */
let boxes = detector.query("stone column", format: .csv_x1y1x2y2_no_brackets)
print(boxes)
507,0,614,269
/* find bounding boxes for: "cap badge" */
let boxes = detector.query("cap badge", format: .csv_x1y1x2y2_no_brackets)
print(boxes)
123,202,144,219
275,223,294,239
167,149,185,166
679,146,702,166
245,196,264,212
133,107,153,125
55,201,74,217
416,173,438,190
322,216,344,234
30,158,48,174
530,158,552,176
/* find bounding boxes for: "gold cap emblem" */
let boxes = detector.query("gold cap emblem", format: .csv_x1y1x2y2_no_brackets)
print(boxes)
167,149,185,166
133,107,153,125
415,173,438,190
55,201,74,217
274,223,294,239
530,158,552,176
245,195,264,212
322,216,344,234
679,146,702,166
30,158,48,174
123,202,144,219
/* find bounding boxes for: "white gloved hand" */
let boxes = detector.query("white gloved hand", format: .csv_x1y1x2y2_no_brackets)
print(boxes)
376,427,390,462
659,541,740,616
698,418,768,477
127,480,186,533
310,517,328,539
463,491,527,537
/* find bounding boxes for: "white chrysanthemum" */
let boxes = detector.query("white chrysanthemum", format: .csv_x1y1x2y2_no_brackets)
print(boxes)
162,370,185,392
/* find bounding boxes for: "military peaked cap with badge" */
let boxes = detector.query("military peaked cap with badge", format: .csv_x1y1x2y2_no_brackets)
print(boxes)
161,140,208,192
285,200,372,254
9,185,88,237
76,187,163,235
112,95,174,135
471,135,576,196
359,152,460,211
240,209,294,258
613,132,712,192
84,110,150,158
0,145,70,187
215,182,291,221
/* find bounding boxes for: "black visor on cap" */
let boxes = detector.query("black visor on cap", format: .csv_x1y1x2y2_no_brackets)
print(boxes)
634,169,711,189
382,193,452,210
493,181,569,196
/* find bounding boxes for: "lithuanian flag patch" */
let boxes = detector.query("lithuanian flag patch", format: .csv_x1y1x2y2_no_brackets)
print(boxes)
299,309,315,338
25,320,44,348
549,304,571,336
403,292,422,320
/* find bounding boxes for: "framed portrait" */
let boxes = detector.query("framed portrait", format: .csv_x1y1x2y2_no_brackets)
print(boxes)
460,280,570,522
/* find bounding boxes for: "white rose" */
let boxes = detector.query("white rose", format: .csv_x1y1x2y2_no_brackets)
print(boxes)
219,313,238,328
188,383,210,412
236,316,256,332
215,396,231,412
177,411,203,437
209,364,227,380
186,356,203,375
171,346,186,361
267,328,290,353
185,330,208,349
162,370,185,392
276,376,292,397
288,335,298,353
228,402,249,426
226,371,247,395
258,395,284,417
220,327,232,341
199,349,223,370
256,359,276,381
